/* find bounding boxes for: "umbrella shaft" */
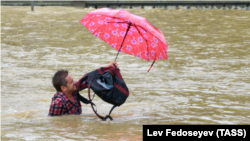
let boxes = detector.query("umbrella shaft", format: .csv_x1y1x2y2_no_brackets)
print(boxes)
115,22,132,62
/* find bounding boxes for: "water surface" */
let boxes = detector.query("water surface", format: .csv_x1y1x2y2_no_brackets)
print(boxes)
1,6,250,140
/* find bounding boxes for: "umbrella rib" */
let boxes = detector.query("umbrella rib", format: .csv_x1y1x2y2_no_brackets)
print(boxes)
134,25,150,61
115,22,131,61
135,24,167,59
112,8,124,21
108,22,128,24
90,8,122,19
90,12,127,34
90,9,129,24
135,24,167,46
92,21,126,35
92,22,108,35
91,15,128,35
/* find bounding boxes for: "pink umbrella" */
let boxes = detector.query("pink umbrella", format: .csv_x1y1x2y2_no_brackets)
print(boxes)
80,8,168,71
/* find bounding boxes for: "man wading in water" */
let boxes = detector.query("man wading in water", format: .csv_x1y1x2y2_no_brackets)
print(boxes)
48,61,118,116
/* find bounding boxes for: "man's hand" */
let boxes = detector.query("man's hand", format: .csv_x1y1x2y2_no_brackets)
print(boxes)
107,61,118,67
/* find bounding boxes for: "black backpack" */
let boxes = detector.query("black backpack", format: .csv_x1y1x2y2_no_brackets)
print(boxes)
76,66,129,120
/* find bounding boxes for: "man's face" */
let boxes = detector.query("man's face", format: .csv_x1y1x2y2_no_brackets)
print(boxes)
65,74,76,94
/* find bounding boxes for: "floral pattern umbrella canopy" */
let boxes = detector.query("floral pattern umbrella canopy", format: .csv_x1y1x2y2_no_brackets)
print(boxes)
80,8,167,70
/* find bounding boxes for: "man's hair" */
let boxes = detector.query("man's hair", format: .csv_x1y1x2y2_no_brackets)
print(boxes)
52,70,69,92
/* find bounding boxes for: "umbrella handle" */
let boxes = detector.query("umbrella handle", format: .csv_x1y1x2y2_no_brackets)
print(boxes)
147,60,156,72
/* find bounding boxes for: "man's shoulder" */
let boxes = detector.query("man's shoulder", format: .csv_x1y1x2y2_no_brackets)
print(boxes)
51,92,66,105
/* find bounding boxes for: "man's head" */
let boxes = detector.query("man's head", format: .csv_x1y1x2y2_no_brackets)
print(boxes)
52,70,76,94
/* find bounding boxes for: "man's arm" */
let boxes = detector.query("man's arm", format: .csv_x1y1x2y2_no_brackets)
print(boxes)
48,98,65,116
74,74,88,92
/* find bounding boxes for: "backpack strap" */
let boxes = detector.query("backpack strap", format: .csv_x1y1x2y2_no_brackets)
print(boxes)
77,91,90,104
88,82,117,121
103,105,117,120
88,83,104,120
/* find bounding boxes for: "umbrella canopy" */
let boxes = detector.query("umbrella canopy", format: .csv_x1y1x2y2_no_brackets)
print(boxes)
79,8,167,71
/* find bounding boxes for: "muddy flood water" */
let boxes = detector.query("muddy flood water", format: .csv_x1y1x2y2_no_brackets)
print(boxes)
1,6,250,140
